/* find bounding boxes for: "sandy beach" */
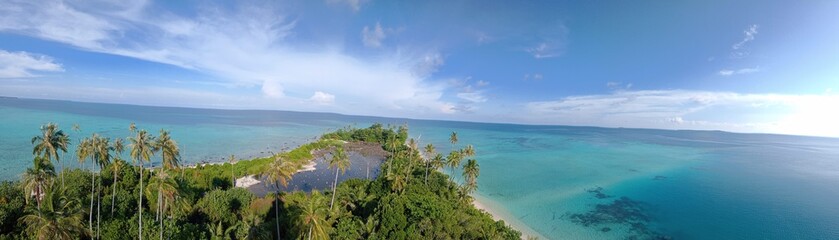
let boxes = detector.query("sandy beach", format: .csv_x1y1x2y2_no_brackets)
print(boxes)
472,194,548,240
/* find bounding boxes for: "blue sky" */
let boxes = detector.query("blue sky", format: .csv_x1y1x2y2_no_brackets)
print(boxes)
1,0,838,137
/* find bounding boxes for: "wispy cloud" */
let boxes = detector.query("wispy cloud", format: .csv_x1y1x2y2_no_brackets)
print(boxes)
327,0,367,12
362,22,386,48
719,67,760,76
523,73,544,81
0,0,456,117
0,49,64,78
525,90,839,137
731,24,759,58
457,92,487,103
525,23,568,59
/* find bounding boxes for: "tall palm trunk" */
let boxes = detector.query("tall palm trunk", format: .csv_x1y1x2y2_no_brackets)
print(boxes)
275,190,281,240
308,225,313,240
97,167,102,239
139,163,144,240
330,168,339,209
111,169,118,216
90,161,95,233
159,198,164,240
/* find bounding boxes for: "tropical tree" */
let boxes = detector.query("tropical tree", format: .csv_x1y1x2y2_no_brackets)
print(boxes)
19,184,90,240
449,131,458,147
129,129,155,240
462,144,475,158
145,170,179,240
229,155,236,187
110,138,126,216
31,123,69,188
328,147,350,209
385,162,409,194
423,143,435,184
296,191,330,240
21,156,56,212
430,153,446,174
155,130,181,171
263,156,297,239
75,136,94,232
462,159,480,194
91,136,113,239
446,150,462,181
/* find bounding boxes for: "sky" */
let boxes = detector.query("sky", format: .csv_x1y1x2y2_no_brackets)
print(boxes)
1,0,838,137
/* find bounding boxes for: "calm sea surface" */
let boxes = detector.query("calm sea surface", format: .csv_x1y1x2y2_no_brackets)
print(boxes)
2,98,838,239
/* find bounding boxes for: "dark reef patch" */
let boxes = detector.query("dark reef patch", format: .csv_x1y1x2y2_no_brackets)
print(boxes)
586,187,613,199
653,175,668,180
569,188,672,240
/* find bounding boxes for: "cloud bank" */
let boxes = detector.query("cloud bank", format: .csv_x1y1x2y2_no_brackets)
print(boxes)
0,50,64,78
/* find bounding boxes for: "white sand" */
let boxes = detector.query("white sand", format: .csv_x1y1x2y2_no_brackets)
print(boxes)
235,175,260,188
472,194,549,240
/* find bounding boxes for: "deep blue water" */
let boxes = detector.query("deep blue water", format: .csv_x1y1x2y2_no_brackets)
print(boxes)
2,97,839,239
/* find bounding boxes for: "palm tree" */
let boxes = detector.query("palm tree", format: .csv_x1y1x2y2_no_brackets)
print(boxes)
328,147,350,209
229,155,236,187
297,191,330,240
423,144,435,184
21,156,56,212
449,131,458,147
145,170,179,240
462,159,480,194
462,144,475,158
129,129,155,240
385,162,409,194
155,130,181,171
19,184,91,240
110,139,126,216
263,156,297,239
91,136,113,239
31,123,69,188
74,136,95,232
446,150,462,181
430,153,445,174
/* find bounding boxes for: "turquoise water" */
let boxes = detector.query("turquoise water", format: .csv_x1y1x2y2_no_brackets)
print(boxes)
3,98,839,239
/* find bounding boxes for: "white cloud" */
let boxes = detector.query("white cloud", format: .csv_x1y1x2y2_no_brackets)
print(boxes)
327,0,367,12
362,22,386,48
412,53,444,77
526,90,839,137
525,23,568,59
457,92,487,103
732,24,759,50
730,24,759,58
0,50,64,78
719,67,760,76
309,91,335,105
476,80,489,87
523,73,544,81
0,1,456,117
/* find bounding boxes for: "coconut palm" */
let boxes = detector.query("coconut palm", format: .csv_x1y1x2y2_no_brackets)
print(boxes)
446,150,462,181
31,123,69,188
91,136,113,239
21,156,56,212
449,131,458,147
145,170,179,240
19,184,90,240
462,144,475,158
430,153,445,173
297,191,330,240
263,156,297,239
74,136,95,232
423,143,435,184
229,155,236,187
328,147,350,209
110,139,126,216
462,159,480,194
385,162,409,194
129,129,155,240
155,130,181,171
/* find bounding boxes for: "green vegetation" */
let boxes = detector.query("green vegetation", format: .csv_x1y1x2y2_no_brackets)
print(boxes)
0,123,520,239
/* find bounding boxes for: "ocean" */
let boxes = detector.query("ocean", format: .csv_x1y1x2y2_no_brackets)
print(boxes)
2,97,839,239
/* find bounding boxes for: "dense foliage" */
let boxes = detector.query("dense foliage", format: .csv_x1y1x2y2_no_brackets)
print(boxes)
0,123,520,239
